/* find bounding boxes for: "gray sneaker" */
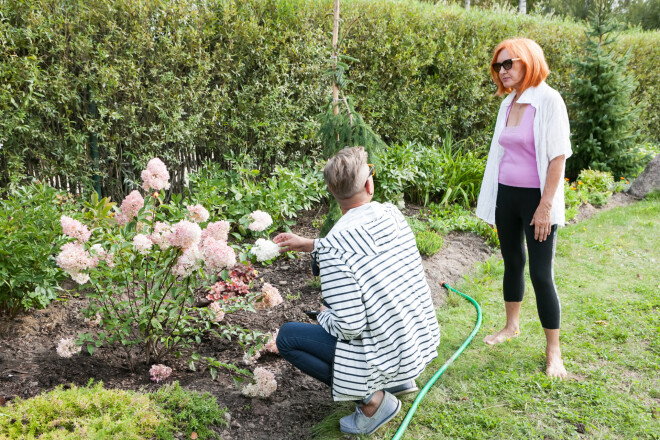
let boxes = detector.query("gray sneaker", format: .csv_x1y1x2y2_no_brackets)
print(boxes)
339,391,401,435
384,380,419,397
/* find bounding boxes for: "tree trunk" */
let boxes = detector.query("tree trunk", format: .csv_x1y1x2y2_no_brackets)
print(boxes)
332,0,340,116
519,0,527,14
463,0,470,10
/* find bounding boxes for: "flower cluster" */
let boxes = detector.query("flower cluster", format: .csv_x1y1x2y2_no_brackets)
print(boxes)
255,283,283,310
56,242,95,285
202,237,237,272
60,215,91,243
242,367,277,398
200,221,230,243
141,158,171,192
56,337,81,358
133,234,153,255
264,329,279,354
251,238,280,262
229,262,257,284
90,244,114,268
172,245,203,277
149,222,172,250
248,210,273,232
149,364,173,383
187,204,210,223
168,220,201,250
116,190,145,226
208,301,225,322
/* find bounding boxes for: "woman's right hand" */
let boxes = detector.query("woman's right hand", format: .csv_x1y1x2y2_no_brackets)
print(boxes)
273,233,314,253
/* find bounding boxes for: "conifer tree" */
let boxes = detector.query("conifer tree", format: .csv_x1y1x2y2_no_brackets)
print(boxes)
317,0,386,237
568,0,638,178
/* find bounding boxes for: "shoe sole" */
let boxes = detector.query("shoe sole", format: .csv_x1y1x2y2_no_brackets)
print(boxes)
366,398,402,435
390,387,419,397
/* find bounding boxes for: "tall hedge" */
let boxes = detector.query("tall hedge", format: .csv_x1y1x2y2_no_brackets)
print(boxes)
1,0,659,198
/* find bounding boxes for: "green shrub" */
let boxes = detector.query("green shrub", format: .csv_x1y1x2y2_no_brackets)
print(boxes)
415,230,445,257
0,381,163,439
427,204,499,247
3,0,660,192
153,382,229,440
577,169,615,207
0,182,78,317
0,381,228,440
187,153,328,230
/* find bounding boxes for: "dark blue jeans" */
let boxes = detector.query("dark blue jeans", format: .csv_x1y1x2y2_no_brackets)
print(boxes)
276,322,337,386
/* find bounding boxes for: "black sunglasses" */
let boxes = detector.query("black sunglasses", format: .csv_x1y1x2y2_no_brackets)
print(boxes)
492,58,521,73
365,164,375,187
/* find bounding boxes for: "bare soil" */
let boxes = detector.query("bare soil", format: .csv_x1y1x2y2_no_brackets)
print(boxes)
0,197,630,440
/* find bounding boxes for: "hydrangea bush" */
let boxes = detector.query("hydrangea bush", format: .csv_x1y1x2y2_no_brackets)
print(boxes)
55,158,281,373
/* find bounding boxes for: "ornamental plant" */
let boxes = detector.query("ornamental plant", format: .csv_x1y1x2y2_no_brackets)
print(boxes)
55,158,272,370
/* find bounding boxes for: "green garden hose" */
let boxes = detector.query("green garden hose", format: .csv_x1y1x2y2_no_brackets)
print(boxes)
390,282,483,440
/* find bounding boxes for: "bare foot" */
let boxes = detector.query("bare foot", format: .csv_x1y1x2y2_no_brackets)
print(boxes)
483,327,520,346
546,348,567,379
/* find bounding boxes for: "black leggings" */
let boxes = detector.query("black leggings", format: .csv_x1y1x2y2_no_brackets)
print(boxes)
495,184,561,330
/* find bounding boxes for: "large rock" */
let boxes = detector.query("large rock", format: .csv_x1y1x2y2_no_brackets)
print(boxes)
628,154,660,198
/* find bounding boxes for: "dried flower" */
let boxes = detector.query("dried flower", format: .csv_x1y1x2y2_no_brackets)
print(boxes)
206,278,249,301
242,367,277,398
247,210,273,232
255,283,283,309
228,262,257,285
133,234,153,255
264,329,279,354
200,221,230,243
56,337,81,358
60,215,91,243
251,238,280,262
187,204,210,223
208,301,225,322
120,190,145,221
202,237,237,272
168,220,201,249
149,364,172,383
141,158,171,192
84,312,102,327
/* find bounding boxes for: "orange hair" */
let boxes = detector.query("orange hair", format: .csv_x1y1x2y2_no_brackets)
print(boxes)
490,38,549,96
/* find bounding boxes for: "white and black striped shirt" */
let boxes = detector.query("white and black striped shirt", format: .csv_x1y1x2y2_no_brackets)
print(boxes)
314,202,440,401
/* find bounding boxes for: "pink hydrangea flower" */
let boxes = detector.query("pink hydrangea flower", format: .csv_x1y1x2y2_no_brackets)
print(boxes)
60,215,91,243
115,213,129,226
200,221,230,243
202,237,237,272
187,204,210,223
251,238,280,262
89,244,114,268
264,329,279,354
56,337,81,358
149,221,172,250
208,301,225,322
255,283,283,310
149,364,172,383
56,243,94,284
248,210,273,232
168,220,201,249
133,234,153,255
242,367,277,398
120,190,145,221
141,158,171,192
172,245,203,277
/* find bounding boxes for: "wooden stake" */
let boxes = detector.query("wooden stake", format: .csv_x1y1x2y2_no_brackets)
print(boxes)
332,0,340,116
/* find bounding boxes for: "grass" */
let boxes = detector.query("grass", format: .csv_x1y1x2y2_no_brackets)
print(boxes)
0,381,228,439
312,196,660,439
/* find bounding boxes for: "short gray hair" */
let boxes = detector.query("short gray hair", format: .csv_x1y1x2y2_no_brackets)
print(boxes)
323,146,369,200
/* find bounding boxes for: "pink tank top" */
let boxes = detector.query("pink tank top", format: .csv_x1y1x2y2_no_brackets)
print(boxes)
498,104,540,188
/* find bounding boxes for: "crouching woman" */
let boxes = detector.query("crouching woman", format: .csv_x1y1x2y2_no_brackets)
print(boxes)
273,146,440,435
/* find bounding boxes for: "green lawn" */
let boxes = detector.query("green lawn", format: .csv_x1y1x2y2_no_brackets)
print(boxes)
313,196,660,439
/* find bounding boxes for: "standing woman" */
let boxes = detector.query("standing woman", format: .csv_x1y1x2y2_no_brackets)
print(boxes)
476,38,571,378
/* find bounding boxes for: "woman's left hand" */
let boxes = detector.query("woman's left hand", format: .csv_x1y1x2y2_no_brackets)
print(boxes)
530,201,552,242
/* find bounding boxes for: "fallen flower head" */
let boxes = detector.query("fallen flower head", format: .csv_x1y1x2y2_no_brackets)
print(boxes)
56,337,81,358
149,364,173,383
242,367,277,398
